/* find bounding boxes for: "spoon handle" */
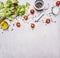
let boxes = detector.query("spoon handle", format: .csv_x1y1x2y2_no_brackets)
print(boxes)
35,13,44,22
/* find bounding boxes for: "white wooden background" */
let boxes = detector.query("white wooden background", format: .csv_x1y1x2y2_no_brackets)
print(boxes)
0,0,60,58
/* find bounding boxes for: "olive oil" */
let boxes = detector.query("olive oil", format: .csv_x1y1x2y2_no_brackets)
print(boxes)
1,21,9,30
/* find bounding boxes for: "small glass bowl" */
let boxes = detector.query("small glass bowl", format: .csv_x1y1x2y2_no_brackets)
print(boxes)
34,0,45,11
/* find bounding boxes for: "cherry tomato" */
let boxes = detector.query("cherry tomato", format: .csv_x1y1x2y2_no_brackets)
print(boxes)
45,18,51,24
24,15,28,20
16,22,21,27
56,1,60,6
31,23,35,29
30,9,35,14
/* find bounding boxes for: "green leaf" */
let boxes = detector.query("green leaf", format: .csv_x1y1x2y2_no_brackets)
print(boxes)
13,0,18,3
26,2,30,8
0,1,4,9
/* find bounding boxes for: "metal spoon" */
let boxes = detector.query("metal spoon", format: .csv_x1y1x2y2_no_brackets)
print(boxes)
35,13,44,22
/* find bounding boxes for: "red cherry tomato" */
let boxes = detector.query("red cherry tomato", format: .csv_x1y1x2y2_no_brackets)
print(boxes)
45,18,51,24
24,15,28,20
16,22,21,27
31,23,35,29
30,9,35,14
56,1,60,6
